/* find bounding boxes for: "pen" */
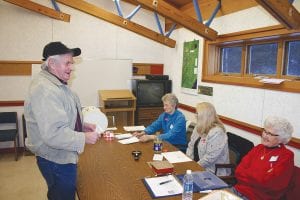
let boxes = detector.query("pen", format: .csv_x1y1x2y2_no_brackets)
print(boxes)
159,180,173,185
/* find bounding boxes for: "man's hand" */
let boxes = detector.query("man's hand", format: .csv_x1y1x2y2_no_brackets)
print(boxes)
83,123,96,132
84,132,99,144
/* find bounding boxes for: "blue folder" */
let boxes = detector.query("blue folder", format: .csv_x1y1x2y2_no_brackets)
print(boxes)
177,171,229,192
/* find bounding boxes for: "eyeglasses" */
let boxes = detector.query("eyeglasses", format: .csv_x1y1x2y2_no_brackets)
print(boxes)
263,129,279,137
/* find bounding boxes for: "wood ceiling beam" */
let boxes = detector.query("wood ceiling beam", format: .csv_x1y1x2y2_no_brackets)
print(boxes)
181,0,258,20
56,0,175,48
255,0,300,29
3,0,70,22
135,0,218,41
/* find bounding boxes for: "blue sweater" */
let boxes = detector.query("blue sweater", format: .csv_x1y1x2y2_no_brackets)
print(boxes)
144,109,187,147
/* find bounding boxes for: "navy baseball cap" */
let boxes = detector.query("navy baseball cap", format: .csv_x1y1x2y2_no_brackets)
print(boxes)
42,41,81,61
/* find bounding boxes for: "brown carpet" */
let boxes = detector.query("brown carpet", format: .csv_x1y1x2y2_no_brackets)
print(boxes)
0,153,47,200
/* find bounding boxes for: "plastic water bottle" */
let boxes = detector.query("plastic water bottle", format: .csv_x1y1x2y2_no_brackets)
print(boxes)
182,170,193,200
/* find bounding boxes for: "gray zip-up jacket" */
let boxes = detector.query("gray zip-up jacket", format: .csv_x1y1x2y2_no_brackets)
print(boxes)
24,69,85,164
186,126,230,176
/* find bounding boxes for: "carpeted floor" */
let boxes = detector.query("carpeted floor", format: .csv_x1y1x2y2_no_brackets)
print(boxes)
0,152,47,200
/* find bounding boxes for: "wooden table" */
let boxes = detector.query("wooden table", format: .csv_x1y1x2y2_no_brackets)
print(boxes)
77,138,206,200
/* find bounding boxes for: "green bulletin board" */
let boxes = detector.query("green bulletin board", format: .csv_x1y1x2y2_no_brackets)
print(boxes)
181,40,199,90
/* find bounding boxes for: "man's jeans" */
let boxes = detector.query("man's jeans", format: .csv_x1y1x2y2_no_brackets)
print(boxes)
36,156,77,200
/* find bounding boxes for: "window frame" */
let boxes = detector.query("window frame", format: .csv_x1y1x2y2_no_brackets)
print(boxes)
246,41,279,76
202,25,300,93
283,39,300,78
219,45,243,75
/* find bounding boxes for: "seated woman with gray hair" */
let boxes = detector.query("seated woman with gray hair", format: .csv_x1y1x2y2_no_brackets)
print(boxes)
133,93,187,152
232,116,294,200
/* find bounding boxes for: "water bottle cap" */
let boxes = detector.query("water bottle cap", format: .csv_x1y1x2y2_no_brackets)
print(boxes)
186,169,192,174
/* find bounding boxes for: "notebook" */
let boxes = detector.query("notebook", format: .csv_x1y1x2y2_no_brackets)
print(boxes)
176,171,229,192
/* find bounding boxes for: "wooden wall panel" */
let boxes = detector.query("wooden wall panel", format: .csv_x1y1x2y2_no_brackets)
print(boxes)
0,61,41,76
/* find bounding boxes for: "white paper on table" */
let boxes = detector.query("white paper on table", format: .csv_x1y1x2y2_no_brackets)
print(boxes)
153,154,164,161
199,190,242,200
162,151,192,163
106,127,117,131
115,133,133,140
118,136,139,144
144,175,183,197
123,126,145,132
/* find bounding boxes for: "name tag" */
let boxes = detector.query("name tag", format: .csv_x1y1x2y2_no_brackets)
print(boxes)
269,156,278,162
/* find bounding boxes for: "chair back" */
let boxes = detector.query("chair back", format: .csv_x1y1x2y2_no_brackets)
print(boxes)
186,121,196,143
227,132,254,165
0,112,17,124
283,166,300,200
0,112,19,160
214,132,254,185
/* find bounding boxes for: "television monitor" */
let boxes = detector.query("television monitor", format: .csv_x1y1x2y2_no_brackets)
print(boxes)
132,79,172,107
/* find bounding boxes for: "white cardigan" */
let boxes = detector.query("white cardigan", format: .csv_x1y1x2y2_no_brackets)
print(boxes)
186,126,230,176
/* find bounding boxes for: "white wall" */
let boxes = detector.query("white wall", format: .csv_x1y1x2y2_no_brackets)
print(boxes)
0,0,165,147
164,3,300,166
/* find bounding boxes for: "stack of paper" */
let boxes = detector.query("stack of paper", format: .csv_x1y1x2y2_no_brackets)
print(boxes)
115,133,132,140
118,136,139,144
162,151,193,163
259,78,285,84
199,190,242,200
123,126,145,132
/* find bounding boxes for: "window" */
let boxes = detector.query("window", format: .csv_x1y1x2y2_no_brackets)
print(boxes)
220,46,242,74
283,40,300,77
202,25,300,93
247,43,278,75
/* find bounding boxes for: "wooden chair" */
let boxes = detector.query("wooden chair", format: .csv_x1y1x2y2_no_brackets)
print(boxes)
0,112,19,161
215,132,254,185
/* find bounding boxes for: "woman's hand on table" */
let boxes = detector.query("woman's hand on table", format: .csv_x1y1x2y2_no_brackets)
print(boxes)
132,131,145,138
139,134,156,142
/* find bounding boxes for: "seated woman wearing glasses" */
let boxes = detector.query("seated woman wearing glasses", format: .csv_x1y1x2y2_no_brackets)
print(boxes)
232,116,294,200
186,102,230,176
133,93,187,152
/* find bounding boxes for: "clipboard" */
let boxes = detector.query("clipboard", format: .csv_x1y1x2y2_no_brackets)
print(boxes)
142,175,183,198
176,171,229,192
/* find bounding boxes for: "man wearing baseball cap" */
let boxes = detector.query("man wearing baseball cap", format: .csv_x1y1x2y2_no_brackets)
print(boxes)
24,42,100,200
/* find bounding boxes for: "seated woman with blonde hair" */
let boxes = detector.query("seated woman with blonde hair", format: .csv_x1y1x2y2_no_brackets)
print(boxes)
186,102,230,176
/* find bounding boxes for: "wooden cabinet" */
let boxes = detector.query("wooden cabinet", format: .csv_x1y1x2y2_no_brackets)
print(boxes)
99,90,136,132
135,107,164,126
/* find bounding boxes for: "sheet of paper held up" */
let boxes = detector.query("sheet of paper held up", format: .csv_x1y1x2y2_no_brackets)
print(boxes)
123,126,145,132
144,175,183,198
118,136,139,144
259,78,285,84
162,151,193,163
